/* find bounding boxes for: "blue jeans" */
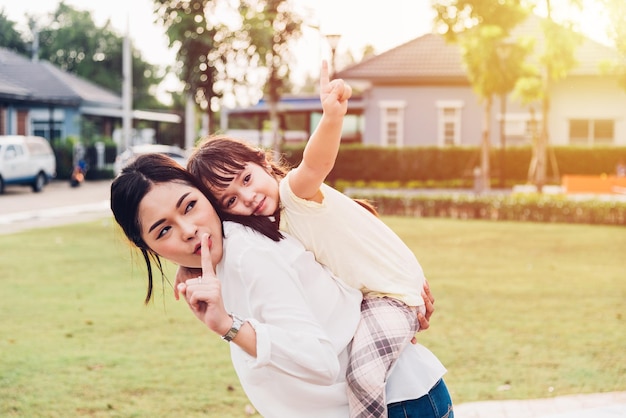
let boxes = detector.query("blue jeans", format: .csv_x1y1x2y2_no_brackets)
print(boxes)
388,379,454,418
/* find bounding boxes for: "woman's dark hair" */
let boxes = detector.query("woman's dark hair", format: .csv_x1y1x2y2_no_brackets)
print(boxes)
188,135,287,241
111,153,216,304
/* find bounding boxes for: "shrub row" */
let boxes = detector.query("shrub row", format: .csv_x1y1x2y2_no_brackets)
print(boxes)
348,192,626,226
282,144,626,185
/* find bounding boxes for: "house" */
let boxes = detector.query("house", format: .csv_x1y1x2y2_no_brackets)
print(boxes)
0,47,180,149
221,95,365,147
335,15,626,148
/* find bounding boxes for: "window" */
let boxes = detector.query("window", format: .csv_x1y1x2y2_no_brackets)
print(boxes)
4,144,24,160
0,107,5,135
30,108,65,142
569,119,615,145
497,113,542,146
379,101,406,146
436,101,463,146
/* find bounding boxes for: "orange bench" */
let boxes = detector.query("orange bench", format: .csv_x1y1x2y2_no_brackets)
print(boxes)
562,175,626,194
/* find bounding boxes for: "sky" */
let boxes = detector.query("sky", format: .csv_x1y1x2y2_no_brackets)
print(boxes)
0,0,613,105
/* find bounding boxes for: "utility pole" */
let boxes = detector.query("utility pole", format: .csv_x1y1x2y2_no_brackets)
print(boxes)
122,15,133,151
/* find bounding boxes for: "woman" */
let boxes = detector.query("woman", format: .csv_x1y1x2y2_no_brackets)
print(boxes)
110,153,453,418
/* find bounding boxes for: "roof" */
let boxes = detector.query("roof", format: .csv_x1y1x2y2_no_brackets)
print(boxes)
0,47,121,107
337,34,467,85
337,14,622,84
0,47,179,124
510,15,621,76
225,95,365,115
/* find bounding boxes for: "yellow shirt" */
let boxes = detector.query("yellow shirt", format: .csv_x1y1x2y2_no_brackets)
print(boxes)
278,171,425,307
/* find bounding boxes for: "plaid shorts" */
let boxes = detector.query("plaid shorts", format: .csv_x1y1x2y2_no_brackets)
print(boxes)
346,296,420,418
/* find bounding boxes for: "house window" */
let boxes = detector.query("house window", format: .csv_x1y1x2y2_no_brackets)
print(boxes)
379,100,406,146
436,101,463,146
569,119,614,145
0,107,5,135
30,108,65,142
498,113,542,146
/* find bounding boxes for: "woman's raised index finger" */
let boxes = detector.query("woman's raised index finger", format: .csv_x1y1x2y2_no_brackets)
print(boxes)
200,233,213,275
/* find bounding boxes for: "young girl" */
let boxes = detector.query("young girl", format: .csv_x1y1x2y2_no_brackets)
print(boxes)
187,62,433,418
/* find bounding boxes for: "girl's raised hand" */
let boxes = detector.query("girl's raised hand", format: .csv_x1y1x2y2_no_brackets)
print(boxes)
319,60,352,117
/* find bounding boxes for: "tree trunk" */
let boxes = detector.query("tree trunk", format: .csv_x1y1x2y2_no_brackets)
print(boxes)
268,99,281,161
499,93,507,188
534,93,549,192
480,97,492,192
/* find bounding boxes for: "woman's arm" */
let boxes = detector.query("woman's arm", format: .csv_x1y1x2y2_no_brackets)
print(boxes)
177,233,258,356
181,230,343,384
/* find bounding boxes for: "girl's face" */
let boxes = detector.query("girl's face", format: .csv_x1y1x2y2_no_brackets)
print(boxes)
138,181,223,269
210,162,280,217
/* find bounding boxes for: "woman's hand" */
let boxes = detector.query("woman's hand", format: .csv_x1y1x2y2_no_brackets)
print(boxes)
411,279,435,344
176,234,231,336
420,279,435,327
173,266,202,300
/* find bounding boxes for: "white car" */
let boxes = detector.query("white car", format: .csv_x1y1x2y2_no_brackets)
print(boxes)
0,135,57,194
114,144,188,175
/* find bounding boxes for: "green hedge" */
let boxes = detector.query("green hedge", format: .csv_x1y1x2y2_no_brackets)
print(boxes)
282,144,626,185
53,143,118,180
348,193,626,226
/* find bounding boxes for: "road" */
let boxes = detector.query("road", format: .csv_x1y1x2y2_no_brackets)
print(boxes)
0,179,112,235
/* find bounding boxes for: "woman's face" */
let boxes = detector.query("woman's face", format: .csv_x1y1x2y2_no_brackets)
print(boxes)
138,181,223,269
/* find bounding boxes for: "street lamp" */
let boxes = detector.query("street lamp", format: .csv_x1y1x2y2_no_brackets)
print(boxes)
325,33,341,77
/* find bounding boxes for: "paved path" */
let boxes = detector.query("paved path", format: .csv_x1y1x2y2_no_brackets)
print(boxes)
454,391,626,417
0,179,112,234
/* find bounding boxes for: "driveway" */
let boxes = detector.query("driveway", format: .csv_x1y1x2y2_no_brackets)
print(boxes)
0,179,112,235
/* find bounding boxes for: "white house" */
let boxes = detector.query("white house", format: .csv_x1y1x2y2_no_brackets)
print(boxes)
335,15,626,148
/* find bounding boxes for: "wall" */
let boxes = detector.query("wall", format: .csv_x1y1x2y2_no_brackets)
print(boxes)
362,85,486,147
550,75,626,145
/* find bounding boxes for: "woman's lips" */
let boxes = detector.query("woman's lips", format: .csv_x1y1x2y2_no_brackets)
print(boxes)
194,236,213,256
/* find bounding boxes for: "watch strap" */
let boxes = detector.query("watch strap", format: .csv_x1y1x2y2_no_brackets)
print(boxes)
221,313,245,342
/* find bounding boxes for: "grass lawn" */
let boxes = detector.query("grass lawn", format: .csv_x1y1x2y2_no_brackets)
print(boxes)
0,216,624,417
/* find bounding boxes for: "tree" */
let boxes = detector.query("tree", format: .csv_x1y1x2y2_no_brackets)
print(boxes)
154,0,302,148
154,0,230,134
601,0,626,90
517,2,581,190
0,9,28,54
238,0,302,157
35,2,163,109
433,0,529,191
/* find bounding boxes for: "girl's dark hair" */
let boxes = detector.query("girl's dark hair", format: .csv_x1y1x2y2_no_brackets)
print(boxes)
188,135,288,241
110,153,217,304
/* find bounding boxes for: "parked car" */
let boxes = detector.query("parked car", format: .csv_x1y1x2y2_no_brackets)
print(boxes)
114,144,188,176
0,135,57,194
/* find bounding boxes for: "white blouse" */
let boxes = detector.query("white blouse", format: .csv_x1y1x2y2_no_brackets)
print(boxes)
216,222,446,418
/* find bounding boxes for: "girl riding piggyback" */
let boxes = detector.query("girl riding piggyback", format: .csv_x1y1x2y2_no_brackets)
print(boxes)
187,61,429,418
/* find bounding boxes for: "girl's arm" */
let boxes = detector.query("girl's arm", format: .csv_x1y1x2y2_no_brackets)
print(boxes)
289,60,352,201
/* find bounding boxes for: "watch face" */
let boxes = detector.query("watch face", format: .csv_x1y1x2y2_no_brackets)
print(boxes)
222,314,244,341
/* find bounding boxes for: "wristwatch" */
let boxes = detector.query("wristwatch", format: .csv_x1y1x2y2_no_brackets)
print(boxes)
221,313,245,342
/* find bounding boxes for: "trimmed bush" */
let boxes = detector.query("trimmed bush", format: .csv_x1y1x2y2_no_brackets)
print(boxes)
282,144,626,186
348,192,626,226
